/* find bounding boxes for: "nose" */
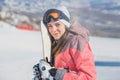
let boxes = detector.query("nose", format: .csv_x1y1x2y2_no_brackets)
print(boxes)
52,25,57,32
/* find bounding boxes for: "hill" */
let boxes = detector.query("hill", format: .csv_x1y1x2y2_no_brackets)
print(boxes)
0,0,120,38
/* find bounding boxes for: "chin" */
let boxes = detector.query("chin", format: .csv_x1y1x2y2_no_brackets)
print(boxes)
54,37,60,40
55,38,60,40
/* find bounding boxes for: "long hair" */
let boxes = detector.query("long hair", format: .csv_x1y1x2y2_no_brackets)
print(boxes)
50,27,80,57
50,28,69,57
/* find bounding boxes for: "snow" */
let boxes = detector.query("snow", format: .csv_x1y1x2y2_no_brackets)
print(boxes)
0,25,120,80
0,27,43,80
90,37,120,61
90,37,120,80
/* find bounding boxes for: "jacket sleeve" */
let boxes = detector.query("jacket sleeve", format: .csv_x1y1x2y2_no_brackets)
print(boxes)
63,36,97,80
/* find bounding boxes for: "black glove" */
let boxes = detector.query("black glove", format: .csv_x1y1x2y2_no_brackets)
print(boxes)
49,68,57,77
49,68,68,80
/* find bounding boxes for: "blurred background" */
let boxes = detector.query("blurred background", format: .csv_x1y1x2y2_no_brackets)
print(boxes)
0,0,120,80
0,0,120,38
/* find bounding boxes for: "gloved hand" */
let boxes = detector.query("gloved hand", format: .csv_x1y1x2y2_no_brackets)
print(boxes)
33,59,68,80
49,68,57,77
32,59,54,80
39,59,54,80
32,63,42,80
49,68,68,80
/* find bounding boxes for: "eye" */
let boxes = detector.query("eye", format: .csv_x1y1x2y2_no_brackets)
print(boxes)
47,24,52,28
55,23,60,27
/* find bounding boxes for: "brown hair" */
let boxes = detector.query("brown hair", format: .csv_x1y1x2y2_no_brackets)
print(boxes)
51,29,69,57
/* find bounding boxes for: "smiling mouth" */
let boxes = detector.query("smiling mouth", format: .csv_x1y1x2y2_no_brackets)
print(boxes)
54,33,59,36
53,33,60,37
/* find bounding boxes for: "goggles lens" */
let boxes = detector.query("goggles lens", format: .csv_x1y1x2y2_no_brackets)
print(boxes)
48,12,60,19
45,12,60,23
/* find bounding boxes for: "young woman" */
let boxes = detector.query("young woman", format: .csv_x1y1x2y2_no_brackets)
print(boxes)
42,6,96,80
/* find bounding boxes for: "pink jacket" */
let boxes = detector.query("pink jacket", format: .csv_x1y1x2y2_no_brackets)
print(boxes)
54,22,96,80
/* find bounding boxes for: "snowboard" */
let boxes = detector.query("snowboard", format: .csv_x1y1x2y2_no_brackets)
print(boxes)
32,21,52,80
40,20,51,62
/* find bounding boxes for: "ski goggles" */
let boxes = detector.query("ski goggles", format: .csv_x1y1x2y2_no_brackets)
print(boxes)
43,9,69,25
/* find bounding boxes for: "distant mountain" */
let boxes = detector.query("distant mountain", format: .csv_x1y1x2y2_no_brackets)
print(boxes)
0,0,120,38
0,0,62,13
0,0,119,13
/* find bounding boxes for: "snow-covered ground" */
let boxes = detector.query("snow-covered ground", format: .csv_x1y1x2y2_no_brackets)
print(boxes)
0,27,43,80
0,26,120,80
90,37,120,80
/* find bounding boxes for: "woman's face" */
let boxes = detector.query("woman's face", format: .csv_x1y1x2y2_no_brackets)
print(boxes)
47,20,66,40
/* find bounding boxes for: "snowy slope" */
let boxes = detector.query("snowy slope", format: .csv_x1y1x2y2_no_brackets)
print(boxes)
0,27,43,80
90,37,120,80
90,36,120,61
0,25,120,80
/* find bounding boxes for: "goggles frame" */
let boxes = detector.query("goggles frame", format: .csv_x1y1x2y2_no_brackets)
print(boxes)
43,9,69,25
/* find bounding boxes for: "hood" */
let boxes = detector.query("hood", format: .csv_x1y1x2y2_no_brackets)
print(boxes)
70,21,89,41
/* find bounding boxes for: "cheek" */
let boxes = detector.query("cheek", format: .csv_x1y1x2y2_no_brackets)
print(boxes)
61,27,66,34
48,29,53,36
